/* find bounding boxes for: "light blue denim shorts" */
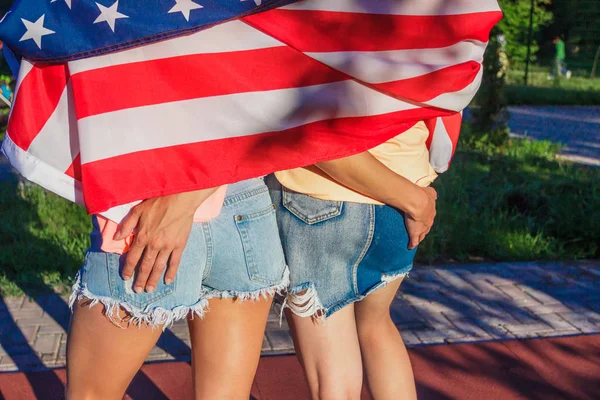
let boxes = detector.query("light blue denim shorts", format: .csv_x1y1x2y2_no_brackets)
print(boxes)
266,175,416,319
69,178,289,328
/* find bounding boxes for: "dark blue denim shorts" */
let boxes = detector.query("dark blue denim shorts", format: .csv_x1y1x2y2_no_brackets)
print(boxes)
267,175,416,318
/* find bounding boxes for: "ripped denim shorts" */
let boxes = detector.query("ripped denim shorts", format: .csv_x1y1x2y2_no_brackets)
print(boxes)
69,178,289,328
267,175,415,319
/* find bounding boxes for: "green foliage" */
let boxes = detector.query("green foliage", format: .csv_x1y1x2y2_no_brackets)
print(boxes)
505,84,600,105
503,64,600,105
417,135,600,264
471,27,509,146
498,0,554,66
0,181,90,296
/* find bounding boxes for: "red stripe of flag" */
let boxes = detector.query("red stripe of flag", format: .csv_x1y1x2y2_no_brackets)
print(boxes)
373,61,480,103
81,107,449,214
8,64,69,151
64,153,83,182
243,10,503,52
72,46,349,119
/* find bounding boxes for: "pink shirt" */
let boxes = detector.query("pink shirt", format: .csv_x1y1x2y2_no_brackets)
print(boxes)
96,186,227,254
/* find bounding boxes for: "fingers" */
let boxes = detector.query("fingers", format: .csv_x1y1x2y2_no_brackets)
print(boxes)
424,186,438,200
409,233,420,250
132,246,159,293
144,250,171,293
122,237,145,281
164,248,183,285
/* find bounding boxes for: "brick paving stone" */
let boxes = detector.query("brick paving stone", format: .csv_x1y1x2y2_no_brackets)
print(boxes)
1,260,599,373
0,344,32,357
558,312,600,332
34,334,60,355
503,322,552,334
9,308,45,319
534,313,578,331
266,330,294,352
262,336,271,352
2,325,38,345
2,297,24,311
57,342,66,359
415,329,464,345
433,270,477,291
37,322,66,335
525,303,573,315
398,330,421,346
447,320,494,340
267,318,288,330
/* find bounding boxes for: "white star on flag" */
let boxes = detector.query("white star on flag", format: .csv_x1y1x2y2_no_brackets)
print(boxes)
19,15,55,49
168,0,203,22
94,0,128,32
241,0,262,6
50,0,72,9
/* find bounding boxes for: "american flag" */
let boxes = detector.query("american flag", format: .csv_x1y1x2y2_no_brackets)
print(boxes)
1,0,502,222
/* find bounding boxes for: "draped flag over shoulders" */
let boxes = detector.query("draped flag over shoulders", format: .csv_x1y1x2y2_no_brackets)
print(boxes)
0,0,502,222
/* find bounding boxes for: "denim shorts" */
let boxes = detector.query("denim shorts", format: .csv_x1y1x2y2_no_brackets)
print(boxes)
266,175,416,319
69,178,289,328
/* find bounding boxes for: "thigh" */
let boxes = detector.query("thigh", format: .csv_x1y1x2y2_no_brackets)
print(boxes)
288,305,363,399
66,301,163,400
355,277,404,325
187,297,272,399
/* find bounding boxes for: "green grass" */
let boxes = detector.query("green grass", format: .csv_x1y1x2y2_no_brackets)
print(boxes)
504,68,600,106
1,135,599,295
417,136,600,265
0,181,90,297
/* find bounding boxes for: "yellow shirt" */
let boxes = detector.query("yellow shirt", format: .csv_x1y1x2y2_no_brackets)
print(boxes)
275,121,437,205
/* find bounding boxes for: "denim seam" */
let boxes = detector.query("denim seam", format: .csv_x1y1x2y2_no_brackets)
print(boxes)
351,204,375,295
201,222,214,280
281,188,343,225
223,186,268,206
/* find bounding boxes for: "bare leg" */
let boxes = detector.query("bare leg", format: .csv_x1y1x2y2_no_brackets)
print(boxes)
355,278,417,400
187,297,273,400
66,301,163,400
287,304,363,400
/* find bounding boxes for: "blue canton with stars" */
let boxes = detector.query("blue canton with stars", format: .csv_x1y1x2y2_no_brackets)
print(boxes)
0,0,299,63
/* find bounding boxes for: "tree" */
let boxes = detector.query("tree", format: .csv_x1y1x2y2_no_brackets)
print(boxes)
498,0,554,66
471,27,509,145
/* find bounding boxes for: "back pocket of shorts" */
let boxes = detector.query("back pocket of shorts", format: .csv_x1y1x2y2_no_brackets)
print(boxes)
235,204,287,286
107,253,177,309
282,187,343,225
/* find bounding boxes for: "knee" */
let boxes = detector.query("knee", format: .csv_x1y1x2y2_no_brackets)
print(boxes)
307,366,362,400
313,380,362,400
356,311,394,339
66,387,120,400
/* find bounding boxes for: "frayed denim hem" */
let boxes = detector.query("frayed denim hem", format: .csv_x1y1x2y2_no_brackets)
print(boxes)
202,268,290,302
284,268,411,321
68,272,208,330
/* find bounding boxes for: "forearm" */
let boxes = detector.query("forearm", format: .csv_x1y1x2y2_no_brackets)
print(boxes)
315,152,424,217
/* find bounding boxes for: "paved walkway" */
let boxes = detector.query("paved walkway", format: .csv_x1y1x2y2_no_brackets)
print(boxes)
1,260,599,373
508,106,600,166
2,334,599,399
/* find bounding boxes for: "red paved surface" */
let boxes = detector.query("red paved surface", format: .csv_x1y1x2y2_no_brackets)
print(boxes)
1,334,599,399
